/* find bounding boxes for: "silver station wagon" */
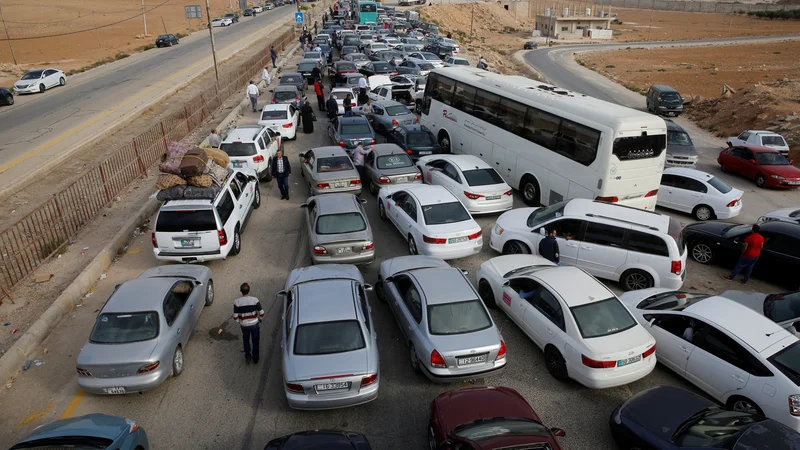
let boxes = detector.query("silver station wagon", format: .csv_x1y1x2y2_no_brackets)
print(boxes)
279,265,379,410
300,146,363,196
363,143,422,195
302,193,375,265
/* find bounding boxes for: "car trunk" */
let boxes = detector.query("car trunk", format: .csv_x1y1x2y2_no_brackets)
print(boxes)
583,326,654,370
433,328,500,371
316,237,372,257
316,171,361,190
376,166,420,185
472,183,511,204
154,208,221,255
260,110,292,134
220,142,261,172
78,340,159,378
291,350,370,395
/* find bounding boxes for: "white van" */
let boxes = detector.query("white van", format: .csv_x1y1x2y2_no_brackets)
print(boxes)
219,125,281,181
152,169,260,263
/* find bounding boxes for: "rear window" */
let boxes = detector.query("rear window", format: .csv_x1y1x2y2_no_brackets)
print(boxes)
297,63,317,72
613,134,666,161
156,210,217,232
419,63,435,70
428,300,492,335
377,154,413,169
707,176,733,194
337,62,357,71
350,54,368,61
373,62,392,71
462,168,504,187
317,156,354,173
422,202,471,225
332,91,351,100
89,311,159,344
281,76,302,83
667,130,692,146
768,341,800,386
762,135,787,146
342,124,372,134
220,142,257,157
294,320,365,355
765,292,800,323
570,298,638,339
407,132,434,146
386,105,411,116
316,213,367,235
275,91,297,101
261,109,288,120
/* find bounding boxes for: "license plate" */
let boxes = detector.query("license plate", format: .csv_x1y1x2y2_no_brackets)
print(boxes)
333,182,347,188
485,195,501,200
418,151,432,155
336,247,353,254
402,120,413,124
232,161,245,168
179,239,198,248
788,182,800,185
103,387,126,395
396,176,408,182
458,354,487,366
315,381,350,392
617,355,642,367
448,236,468,244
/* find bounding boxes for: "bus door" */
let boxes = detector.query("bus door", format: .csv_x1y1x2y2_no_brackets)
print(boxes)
546,171,569,205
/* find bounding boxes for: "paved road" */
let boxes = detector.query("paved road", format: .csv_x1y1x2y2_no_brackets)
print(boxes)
0,6,296,196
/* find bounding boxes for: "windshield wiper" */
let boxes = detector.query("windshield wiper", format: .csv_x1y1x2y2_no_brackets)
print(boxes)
672,407,716,440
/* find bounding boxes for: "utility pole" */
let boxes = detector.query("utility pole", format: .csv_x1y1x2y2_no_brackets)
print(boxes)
92,10,102,47
161,16,167,34
647,4,653,41
0,1,16,65
142,0,148,36
470,2,475,37
205,0,220,84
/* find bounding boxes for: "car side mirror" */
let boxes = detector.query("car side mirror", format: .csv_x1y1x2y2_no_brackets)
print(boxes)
248,175,258,183
551,428,566,437
502,280,510,287
359,197,368,204
194,280,203,286
275,290,287,301
460,269,469,276
300,203,308,208
269,89,274,93
536,228,545,236
384,276,393,283
363,284,374,291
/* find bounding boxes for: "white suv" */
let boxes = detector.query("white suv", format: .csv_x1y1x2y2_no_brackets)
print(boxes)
727,130,790,156
220,125,281,181
489,198,687,291
152,169,260,263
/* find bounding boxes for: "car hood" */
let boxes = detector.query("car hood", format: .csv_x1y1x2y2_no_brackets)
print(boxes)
763,164,800,178
496,208,537,230
77,339,160,367
435,386,535,435
314,169,360,181
14,414,130,444
666,144,696,156
619,386,715,442
682,220,734,236
290,349,369,380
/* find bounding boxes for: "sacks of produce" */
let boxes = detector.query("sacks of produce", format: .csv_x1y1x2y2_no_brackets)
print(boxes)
156,185,188,201
179,147,209,177
159,142,194,175
156,173,187,190
205,147,230,168
183,185,222,200
207,160,229,187
187,174,213,188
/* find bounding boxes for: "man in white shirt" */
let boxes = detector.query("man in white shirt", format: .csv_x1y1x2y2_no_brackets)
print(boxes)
261,67,271,86
246,81,260,112
207,129,221,148
352,144,372,184
358,74,368,104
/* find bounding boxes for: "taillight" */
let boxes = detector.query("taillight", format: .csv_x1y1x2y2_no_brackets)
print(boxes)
595,196,619,203
364,241,374,250
137,361,160,374
378,176,390,184
338,140,346,147
414,117,420,123
790,395,800,416
286,383,304,393
271,99,276,103
218,229,228,246
496,340,506,361
76,367,92,377
430,349,447,368
253,155,265,163
313,245,328,255
671,260,682,275
361,373,378,387
645,189,659,198
350,179,361,186
151,232,157,248
468,230,482,240
295,97,300,102
415,173,422,180
503,189,513,196
391,119,398,127
423,235,447,244
405,149,413,155
317,183,330,189
581,354,616,369
726,199,739,207
370,139,376,145
642,344,656,359
464,191,484,200
282,123,293,128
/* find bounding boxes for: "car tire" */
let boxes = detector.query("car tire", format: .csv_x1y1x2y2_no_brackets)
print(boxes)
621,269,654,291
727,396,764,416
755,173,766,188
378,200,388,221
427,426,437,450
204,279,214,306
261,160,273,182
4,94,12,105
692,204,714,221
408,235,418,255
59,77,65,86
691,242,713,264
720,163,727,173
437,130,451,153
478,280,496,309
39,83,45,93
369,181,378,195
172,346,184,377
409,344,421,373
544,346,568,380
230,227,242,256
375,277,387,302
168,41,173,47
253,188,261,209
502,241,530,255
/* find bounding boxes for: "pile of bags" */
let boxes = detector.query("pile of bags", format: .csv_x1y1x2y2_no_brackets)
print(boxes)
155,142,232,201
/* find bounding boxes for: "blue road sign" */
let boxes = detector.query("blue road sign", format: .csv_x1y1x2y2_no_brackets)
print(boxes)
295,12,304,24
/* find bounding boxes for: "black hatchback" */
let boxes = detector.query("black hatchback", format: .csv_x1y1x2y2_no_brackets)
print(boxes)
155,34,179,47
384,124,442,161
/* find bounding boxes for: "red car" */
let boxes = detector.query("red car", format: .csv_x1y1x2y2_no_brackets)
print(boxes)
428,386,566,450
718,145,800,188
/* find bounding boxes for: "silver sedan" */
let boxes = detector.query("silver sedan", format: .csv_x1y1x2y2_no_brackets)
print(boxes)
76,265,213,394
303,193,375,265
371,100,418,135
278,265,379,410
300,146,363,196
363,144,422,195
376,256,507,383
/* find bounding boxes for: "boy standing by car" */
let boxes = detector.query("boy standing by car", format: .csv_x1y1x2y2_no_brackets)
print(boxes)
723,224,765,284
233,283,265,364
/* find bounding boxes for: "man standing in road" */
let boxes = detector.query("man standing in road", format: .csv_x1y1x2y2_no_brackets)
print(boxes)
246,81,260,113
352,145,372,184
207,129,221,148
271,149,292,200
270,45,278,68
310,64,322,84
358,74,368,105
314,79,325,111
538,227,560,265
233,283,265,364
326,93,339,121
723,224,765,284
261,66,271,86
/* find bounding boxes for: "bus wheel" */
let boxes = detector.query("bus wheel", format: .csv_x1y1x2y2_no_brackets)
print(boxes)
438,131,451,153
520,176,540,206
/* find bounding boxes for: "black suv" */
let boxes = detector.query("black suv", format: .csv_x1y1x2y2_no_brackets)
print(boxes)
224,13,239,23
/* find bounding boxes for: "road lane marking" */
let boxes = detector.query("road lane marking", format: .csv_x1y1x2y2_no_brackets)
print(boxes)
59,389,86,419
18,401,54,427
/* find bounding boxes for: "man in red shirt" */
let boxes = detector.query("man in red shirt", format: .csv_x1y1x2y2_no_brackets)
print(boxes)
723,224,765,284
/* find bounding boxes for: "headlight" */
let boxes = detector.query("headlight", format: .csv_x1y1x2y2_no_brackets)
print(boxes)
494,224,504,235
666,153,673,158
770,174,785,179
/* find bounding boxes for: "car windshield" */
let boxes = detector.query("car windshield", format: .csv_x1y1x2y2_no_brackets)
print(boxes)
526,200,567,228
297,63,317,72
294,320,365,355
428,300,492,335
220,142,257,157
463,168,504,187
765,292,800,324
89,311,159,344
275,91,297,101
661,92,681,101
668,130,692,146
637,291,711,311
422,202,471,225
158,34,170,39
377,154,413,169
707,176,733,194
421,52,438,60
156,210,217,232
317,156,354,172
350,54,368,61
386,105,411,116
304,52,321,58
316,212,366,235
769,341,800,386
373,62,392,71
452,60,469,66
261,109,288,120
337,62,357,71
407,132,434,146
454,418,549,444
342,124,371,135
371,44,388,50
756,152,791,165
281,76,302,83
721,224,752,238
675,409,765,448
570,298,638,339
762,135,787,146
21,70,44,80
406,39,422,44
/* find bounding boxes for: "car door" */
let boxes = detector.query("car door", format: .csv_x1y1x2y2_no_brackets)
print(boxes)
641,313,695,376
386,190,408,229
45,69,60,87
524,285,566,349
289,104,300,129
549,219,586,266
669,175,705,214
215,188,235,251
658,174,677,209
302,150,315,180
396,195,418,241
577,222,628,281
229,177,249,221
684,323,751,401
422,159,447,185
163,287,191,346
304,199,318,251
760,232,800,275
385,274,420,340
500,278,538,327
256,132,271,173
738,148,758,179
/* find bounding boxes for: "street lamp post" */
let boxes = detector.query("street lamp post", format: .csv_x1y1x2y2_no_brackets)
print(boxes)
205,0,220,84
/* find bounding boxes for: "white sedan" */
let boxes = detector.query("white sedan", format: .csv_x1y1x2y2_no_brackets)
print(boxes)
252,5,262,12
476,255,657,388
619,288,800,430
258,104,299,140
211,17,232,27
331,87,359,115
13,68,66,94
377,184,482,260
758,207,800,225
658,168,743,220
417,155,513,215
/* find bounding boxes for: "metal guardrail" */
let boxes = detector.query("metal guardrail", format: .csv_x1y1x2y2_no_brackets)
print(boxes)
0,27,296,298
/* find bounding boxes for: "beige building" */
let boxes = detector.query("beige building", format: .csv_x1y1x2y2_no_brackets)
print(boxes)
535,15,613,40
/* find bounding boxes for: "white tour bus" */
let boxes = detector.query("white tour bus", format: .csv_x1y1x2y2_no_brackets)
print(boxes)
419,67,667,209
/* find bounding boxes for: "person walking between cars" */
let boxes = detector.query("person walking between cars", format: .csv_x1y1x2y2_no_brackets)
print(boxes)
314,79,325,111
326,93,339,120
359,99,374,122
314,21,318,34
353,144,372,184
358,74,368,105
723,224,765,284
271,149,292,200
311,64,322,84
207,129,221,148
233,283,265,364
261,66,271,86
538,227,560,266
344,93,354,115
300,97,315,134
246,81,260,113
270,45,278,68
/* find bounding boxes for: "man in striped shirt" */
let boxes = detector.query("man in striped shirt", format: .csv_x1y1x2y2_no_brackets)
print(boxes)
233,283,265,364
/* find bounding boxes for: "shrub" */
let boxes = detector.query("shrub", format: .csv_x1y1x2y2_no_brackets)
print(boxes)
114,53,129,60
605,64,615,68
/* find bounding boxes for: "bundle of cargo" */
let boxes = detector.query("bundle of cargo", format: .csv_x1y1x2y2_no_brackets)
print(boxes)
155,142,232,201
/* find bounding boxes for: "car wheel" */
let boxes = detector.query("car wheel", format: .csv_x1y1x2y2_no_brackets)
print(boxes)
39,83,45,93
478,280,496,309
755,174,766,188
59,77,65,86
409,344,421,373
369,180,378,195
253,188,261,209
427,426,437,450
545,346,568,380
438,131,451,153
176,39,179,45
378,201,387,221
693,204,714,221
230,227,242,256
720,163,727,173
375,277,387,302
4,94,12,105
621,270,653,291
262,160,273,182
520,175,540,206
172,346,184,377
204,279,215,306
691,242,713,264
728,396,763,416
503,241,530,255
168,41,173,47
408,235,418,255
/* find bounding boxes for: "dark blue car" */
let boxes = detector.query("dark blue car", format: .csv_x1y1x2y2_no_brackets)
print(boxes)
610,386,800,450
264,430,371,449
0,87,13,106
318,44,333,64
10,414,149,450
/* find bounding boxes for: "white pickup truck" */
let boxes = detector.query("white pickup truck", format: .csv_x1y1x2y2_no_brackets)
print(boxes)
727,130,790,156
